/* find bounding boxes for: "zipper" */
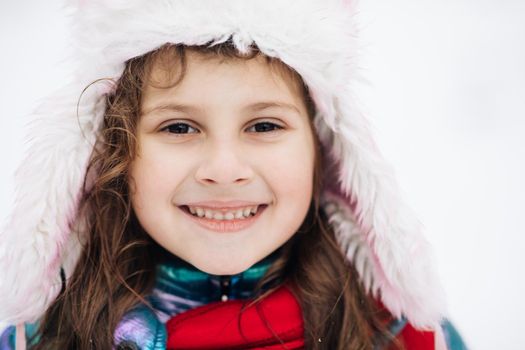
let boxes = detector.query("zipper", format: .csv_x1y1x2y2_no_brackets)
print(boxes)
219,275,231,302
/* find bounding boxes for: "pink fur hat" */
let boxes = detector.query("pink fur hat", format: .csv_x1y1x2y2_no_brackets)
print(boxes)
0,0,447,330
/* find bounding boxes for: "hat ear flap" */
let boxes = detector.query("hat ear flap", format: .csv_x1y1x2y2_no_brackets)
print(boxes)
0,80,107,324
316,107,447,329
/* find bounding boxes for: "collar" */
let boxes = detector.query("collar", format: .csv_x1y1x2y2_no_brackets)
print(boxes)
147,250,279,322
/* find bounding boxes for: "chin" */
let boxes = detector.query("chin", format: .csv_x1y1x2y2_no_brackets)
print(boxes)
192,255,256,276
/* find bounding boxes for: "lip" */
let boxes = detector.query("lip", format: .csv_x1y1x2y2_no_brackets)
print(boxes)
178,204,268,233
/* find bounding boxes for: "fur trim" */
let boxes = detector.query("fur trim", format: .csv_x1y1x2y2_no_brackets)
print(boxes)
0,0,447,329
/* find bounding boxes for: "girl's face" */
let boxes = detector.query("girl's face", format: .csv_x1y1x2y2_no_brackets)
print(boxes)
129,50,315,275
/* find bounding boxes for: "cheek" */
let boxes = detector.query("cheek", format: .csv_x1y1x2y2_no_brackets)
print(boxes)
260,135,315,210
129,143,189,208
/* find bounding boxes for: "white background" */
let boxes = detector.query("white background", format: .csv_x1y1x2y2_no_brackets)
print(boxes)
1,1,524,349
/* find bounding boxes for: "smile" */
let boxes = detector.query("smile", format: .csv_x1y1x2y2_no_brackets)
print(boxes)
178,204,268,233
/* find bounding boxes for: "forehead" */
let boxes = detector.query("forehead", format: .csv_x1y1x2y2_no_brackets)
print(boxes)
141,49,306,113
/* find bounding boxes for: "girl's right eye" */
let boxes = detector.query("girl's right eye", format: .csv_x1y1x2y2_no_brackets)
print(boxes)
161,122,199,135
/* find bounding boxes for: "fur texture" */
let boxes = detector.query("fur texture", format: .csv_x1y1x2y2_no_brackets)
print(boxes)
0,0,447,330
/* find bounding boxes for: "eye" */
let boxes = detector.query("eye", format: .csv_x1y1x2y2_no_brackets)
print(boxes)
246,121,284,133
161,122,199,135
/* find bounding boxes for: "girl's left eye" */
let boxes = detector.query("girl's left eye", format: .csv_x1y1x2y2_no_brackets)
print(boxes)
246,121,284,133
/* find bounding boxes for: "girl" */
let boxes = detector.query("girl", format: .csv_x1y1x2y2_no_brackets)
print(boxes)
0,1,467,349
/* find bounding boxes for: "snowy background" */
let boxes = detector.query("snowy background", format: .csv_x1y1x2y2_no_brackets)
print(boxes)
1,1,524,349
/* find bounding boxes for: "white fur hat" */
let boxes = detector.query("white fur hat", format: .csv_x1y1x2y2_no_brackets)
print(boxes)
0,0,447,330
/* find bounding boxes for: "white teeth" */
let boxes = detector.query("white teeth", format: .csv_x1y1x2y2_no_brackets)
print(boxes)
196,208,205,218
186,204,262,220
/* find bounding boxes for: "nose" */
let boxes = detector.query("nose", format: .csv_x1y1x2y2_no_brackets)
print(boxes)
194,140,254,186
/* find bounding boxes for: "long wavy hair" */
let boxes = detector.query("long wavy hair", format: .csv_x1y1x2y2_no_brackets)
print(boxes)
31,42,403,349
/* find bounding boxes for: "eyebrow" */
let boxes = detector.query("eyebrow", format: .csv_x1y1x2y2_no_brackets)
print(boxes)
142,101,302,117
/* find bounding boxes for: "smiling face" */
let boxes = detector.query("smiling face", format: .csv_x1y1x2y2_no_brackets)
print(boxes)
128,49,315,275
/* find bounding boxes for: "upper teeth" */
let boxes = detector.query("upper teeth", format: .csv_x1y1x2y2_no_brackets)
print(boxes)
188,205,260,220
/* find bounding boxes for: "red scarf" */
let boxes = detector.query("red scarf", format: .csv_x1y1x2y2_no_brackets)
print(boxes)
166,285,302,349
166,285,434,349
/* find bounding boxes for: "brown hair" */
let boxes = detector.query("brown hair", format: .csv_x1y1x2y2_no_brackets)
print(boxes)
31,42,403,349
